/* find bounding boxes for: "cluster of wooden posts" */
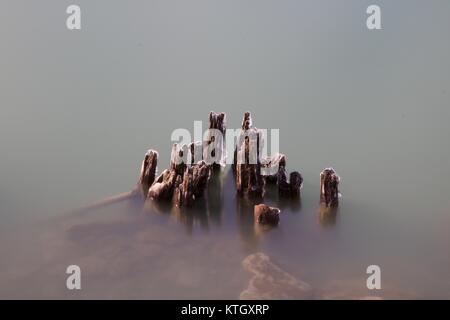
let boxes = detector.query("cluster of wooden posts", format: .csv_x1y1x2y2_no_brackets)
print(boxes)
133,111,340,226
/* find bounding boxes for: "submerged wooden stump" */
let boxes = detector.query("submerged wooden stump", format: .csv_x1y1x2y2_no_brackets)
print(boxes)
233,111,303,202
192,160,211,198
320,168,340,207
261,153,286,184
148,168,178,200
71,110,307,214
204,111,226,169
234,112,265,198
173,160,211,207
254,204,281,225
136,149,158,197
289,172,303,197
174,167,195,207
146,111,224,208
148,144,187,201
208,111,226,134
278,167,303,198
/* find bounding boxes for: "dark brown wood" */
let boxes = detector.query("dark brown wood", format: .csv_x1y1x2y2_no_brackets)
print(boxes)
289,171,303,197
71,111,308,214
234,112,265,198
191,160,211,198
254,204,281,225
174,167,195,207
204,111,226,168
320,167,340,207
277,166,290,197
136,149,158,197
173,161,211,207
276,164,303,198
148,168,178,200
209,111,226,135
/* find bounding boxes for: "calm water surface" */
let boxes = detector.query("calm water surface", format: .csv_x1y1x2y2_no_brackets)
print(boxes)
0,1,449,298
0,166,449,299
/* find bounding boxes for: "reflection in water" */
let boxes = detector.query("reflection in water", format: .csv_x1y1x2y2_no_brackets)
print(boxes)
276,191,302,212
171,200,210,233
144,169,226,234
235,192,262,252
142,165,306,245
1,169,448,299
318,206,338,227
144,197,171,214
207,167,224,225
143,168,307,240
145,194,210,234
0,170,447,299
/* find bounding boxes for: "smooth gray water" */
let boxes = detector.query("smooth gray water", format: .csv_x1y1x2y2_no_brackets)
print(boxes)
0,0,449,298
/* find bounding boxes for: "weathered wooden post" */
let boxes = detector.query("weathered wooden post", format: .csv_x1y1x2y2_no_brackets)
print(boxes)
70,110,307,215
192,160,211,198
261,153,286,184
136,149,158,197
254,204,281,225
320,167,340,207
204,111,226,169
234,112,265,198
148,168,177,201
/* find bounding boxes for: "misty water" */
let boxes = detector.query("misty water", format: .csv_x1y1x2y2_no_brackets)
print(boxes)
0,164,449,299
1,1,450,298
